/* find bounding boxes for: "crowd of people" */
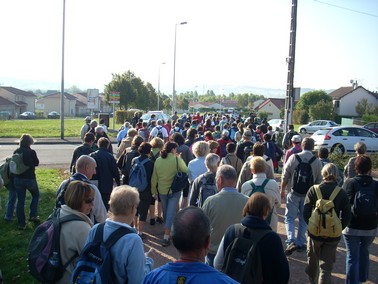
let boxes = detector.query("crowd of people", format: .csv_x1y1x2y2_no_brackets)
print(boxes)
2,111,377,283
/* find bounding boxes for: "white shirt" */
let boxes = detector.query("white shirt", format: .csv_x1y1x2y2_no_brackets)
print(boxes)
150,125,169,139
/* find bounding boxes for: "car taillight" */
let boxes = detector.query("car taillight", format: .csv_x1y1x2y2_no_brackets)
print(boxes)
324,130,332,140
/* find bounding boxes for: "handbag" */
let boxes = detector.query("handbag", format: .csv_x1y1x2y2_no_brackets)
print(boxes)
170,157,188,194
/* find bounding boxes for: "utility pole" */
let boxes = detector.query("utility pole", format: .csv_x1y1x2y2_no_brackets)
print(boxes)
284,0,298,134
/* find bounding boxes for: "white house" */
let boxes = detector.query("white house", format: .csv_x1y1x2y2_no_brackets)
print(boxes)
0,86,36,117
254,98,285,119
329,86,378,117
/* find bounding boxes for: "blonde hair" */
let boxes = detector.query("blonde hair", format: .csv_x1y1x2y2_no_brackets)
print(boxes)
321,163,339,182
150,137,164,149
192,141,210,158
109,185,140,216
208,141,219,152
250,156,266,173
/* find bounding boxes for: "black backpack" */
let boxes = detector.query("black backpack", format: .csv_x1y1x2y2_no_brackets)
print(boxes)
198,174,217,207
71,223,134,284
55,178,73,208
222,224,271,284
156,126,164,139
243,145,253,163
292,155,316,194
118,149,139,177
352,179,378,216
28,209,84,283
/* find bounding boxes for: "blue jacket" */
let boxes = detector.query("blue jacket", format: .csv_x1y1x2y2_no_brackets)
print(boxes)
90,148,120,194
143,261,238,284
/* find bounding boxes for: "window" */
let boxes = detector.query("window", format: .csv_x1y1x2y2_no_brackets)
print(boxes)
334,100,340,108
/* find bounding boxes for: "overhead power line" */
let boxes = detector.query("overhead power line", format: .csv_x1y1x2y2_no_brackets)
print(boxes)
314,0,378,18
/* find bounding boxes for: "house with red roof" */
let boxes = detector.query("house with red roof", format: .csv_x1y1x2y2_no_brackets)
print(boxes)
254,98,285,119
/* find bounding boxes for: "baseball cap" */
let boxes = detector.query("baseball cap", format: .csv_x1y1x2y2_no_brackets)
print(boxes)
84,116,91,121
291,135,302,143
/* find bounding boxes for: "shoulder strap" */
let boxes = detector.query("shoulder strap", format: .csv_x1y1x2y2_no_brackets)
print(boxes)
329,186,341,201
104,226,134,249
261,178,270,190
249,181,256,196
234,223,271,243
175,157,179,172
59,214,85,224
140,158,150,166
295,154,301,163
309,156,317,164
313,185,322,200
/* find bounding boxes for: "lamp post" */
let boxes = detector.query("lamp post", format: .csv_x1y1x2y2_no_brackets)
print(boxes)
172,21,187,113
157,62,166,110
60,0,66,139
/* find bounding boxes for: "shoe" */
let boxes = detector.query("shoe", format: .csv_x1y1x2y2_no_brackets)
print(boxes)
149,218,156,226
296,245,306,252
161,238,171,247
156,217,164,224
285,242,297,256
29,216,40,223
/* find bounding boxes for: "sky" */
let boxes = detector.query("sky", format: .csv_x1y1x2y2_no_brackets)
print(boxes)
0,0,377,96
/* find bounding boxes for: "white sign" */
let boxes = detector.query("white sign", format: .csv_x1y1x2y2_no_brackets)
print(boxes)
87,89,99,109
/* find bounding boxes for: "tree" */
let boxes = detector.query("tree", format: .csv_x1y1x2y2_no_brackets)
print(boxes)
355,98,372,116
295,90,331,112
309,100,333,120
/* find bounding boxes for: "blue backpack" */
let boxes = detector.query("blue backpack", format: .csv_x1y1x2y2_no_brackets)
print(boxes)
129,158,150,192
71,223,134,284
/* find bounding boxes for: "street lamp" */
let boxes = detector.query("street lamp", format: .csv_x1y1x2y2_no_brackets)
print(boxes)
60,0,66,139
172,21,187,113
157,62,166,110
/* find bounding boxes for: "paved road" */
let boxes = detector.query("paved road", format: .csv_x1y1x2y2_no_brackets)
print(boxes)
1,138,377,283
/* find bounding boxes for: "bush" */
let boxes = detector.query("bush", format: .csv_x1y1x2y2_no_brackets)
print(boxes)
293,109,309,124
361,114,378,123
329,152,378,174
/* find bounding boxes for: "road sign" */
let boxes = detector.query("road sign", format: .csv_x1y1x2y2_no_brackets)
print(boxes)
109,92,120,104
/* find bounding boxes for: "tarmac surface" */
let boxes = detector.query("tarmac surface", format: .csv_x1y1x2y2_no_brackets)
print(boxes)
1,136,377,283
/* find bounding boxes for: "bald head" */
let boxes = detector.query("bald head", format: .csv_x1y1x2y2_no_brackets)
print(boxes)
76,155,96,179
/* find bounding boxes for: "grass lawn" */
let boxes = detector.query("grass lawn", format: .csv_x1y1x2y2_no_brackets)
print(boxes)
0,118,123,138
0,168,68,283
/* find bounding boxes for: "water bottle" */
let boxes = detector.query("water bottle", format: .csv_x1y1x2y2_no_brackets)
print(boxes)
48,252,59,267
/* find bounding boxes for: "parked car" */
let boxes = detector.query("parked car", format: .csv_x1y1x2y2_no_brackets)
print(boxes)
0,111,12,120
268,119,285,132
47,111,60,119
312,126,378,154
19,112,36,119
141,112,172,123
363,122,378,134
298,120,338,134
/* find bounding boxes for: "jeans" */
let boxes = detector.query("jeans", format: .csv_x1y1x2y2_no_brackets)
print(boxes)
306,237,339,284
159,191,181,231
14,177,39,226
343,234,375,284
5,180,16,221
285,191,307,246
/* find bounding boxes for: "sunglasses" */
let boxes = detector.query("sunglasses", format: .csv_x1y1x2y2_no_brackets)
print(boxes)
85,198,94,204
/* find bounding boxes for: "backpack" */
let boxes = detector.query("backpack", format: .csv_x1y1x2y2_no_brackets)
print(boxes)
71,223,134,284
9,153,29,175
138,128,149,142
352,179,378,216
129,158,150,192
222,224,271,284
118,149,139,176
248,179,274,224
229,126,238,142
308,185,342,238
28,208,84,283
156,126,164,139
292,155,316,195
264,142,275,162
284,131,299,150
0,157,11,187
55,178,73,208
198,174,217,207
243,145,253,163
220,141,228,157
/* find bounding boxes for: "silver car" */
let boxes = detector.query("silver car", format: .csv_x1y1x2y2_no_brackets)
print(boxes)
298,120,338,134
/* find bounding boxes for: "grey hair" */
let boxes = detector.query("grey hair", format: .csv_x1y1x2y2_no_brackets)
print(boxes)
302,137,315,151
321,163,339,182
354,142,366,154
205,153,220,171
216,164,237,183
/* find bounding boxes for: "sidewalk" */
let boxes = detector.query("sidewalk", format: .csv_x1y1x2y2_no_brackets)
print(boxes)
0,137,118,145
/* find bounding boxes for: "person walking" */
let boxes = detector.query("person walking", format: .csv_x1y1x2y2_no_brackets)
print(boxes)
342,155,378,284
151,142,188,247
12,134,40,229
303,163,351,284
